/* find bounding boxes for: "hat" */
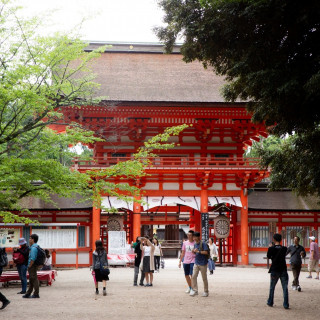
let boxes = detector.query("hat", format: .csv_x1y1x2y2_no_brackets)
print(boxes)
194,232,201,237
309,236,316,241
18,238,27,245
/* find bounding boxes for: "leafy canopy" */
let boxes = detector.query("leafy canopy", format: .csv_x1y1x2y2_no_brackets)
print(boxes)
156,0,320,196
0,0,188,223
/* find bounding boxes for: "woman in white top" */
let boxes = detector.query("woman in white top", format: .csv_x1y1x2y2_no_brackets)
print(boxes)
208,238,218,275
153,238,163,272
140,236,155,286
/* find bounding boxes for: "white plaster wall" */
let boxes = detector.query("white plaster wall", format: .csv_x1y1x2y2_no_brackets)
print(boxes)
78,252,90,264
237,255,241,263
86,227,90,247
142,183,159,190
56,253,76,265
207,146,237,150
226,183,240,190
163,183,179,190
249,252,267,264
183,183,201,190
208,183,223,190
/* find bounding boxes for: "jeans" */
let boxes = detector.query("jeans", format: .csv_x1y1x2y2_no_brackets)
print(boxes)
267,271,289,308
134,266,145,285
154,256,160,271
192,264,209,293
17,264,28,292
26,265,39,296
208,259,215,271
291,264,301,286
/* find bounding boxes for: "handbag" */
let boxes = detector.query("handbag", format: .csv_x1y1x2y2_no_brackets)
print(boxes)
98,253,110,276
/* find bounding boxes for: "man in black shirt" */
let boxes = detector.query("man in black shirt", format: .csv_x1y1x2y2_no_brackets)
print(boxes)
133,237,145,286
267,233,289,309
287,236,306,292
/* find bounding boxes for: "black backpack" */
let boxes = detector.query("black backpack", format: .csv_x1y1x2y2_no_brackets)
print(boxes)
34,246,46,266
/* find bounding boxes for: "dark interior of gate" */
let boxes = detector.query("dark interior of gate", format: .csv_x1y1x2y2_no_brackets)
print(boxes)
100,202,239,265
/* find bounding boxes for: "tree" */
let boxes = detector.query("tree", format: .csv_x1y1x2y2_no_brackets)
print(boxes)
156,0,320,196
0,1,188,223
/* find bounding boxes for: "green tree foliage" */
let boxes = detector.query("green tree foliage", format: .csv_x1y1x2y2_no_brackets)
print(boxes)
0,1,188,223
156,0,320,196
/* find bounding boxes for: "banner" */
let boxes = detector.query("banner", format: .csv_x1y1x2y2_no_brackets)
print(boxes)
108,231,127,255
0,229,20,247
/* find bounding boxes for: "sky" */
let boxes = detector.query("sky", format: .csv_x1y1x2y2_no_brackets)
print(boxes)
15,0,165,43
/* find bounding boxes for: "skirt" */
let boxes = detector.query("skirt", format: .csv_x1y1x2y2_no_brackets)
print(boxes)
94,268,109,282
142,256,154,273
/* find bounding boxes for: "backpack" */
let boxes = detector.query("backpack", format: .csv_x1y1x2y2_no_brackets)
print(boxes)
0,249,8,267
34,246,46,266
13,251,25,265
199,241,210,260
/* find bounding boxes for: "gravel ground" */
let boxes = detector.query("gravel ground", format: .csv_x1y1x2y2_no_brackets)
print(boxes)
1,260,320,320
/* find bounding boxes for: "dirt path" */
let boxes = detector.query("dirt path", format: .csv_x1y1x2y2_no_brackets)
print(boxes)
1,260,320,319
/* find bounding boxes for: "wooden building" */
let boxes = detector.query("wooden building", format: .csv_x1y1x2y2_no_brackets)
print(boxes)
3,43,319,267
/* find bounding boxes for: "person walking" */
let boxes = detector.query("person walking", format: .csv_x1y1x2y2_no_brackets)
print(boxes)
0,247,10,310
23,234,40,299
13,238,29,294
286,236,306,291
92,240,109,296
208,238,218,275
178,230,196,293
267,233,289,309
153,238,163,273
140,236,155,287
190,232,209,297
306,236,319,279
133,237,145,286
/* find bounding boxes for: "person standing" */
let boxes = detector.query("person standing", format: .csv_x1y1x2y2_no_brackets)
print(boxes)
267,233,289,309
0,247,10,310
153,238,163,273
23,234,40,299
178,230,195,293
286,236,306,291
133,237,145,286
190,232,209,297
41,250,52,271
307,236,319,279
92,240,109,296
208,238,218,275
13,238,29,294
140,236,155,287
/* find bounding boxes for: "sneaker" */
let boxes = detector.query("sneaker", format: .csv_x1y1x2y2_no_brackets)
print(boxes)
22,294,30,298
267,303,273,307
103,289,107,296
133,284,138,286
30,295,40,298
297,286,302,292
306,275,312,279
0,300,10,310
189,289,198,296
185,288,191,293
315,277,319,280
95,290,99,295
201,292,209,297
139,283,144,286
17,291,26,294
292,286,297,290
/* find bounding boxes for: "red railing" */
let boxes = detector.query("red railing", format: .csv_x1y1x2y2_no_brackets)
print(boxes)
72,156,264,170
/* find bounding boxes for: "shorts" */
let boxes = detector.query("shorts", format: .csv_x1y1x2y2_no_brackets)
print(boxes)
183,263,194,276
308,260,319,272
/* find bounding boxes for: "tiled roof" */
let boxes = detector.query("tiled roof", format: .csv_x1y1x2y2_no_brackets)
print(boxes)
248,191,320,211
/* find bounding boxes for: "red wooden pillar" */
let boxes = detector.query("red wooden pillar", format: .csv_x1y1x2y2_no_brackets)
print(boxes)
133,196,141,242
240,188,249,265
92,205,101,249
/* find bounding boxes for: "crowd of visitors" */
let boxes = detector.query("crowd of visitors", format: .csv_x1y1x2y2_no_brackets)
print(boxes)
1,231,320,311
